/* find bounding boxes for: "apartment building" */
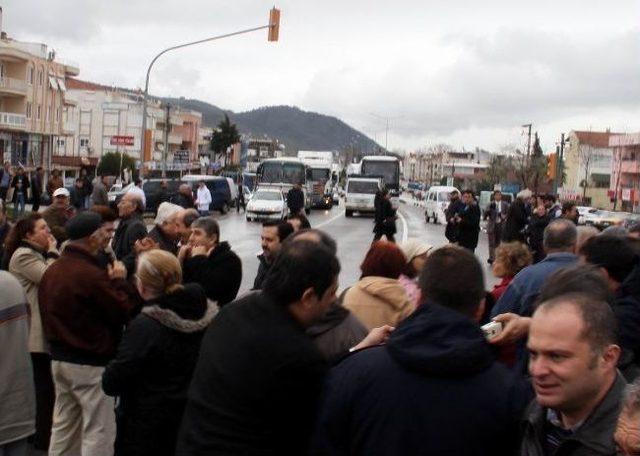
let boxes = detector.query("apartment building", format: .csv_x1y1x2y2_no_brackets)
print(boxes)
0,8,79,170
610,132,640,213
563,130,617,208
63,78,203,175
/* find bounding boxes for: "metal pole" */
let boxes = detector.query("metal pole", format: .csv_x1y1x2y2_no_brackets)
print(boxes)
141,24,272,171
163,103,170,178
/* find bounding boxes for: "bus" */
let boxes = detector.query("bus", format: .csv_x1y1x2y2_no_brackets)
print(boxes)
360,155,402,208
256,158,311,214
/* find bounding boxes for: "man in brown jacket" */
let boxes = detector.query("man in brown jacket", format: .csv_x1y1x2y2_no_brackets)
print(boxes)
39,212,138,455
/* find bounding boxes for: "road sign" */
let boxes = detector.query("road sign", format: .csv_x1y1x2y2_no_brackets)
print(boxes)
110,135,134,146
173,150,190,164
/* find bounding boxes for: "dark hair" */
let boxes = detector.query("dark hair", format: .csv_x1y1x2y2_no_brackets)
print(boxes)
462,189,475,198
36,166,43,172
543,219,577,251
134,177,142,186
4,213,43,264
493,190,502,196
90,205,118,223
192,216,220,240
360,241,407,279
561,201,577,215
287,213,311,229
288,228,337,255
262,240,340,305
403,261,418,279
579,235,638,283
182,208,200,227
75,178,83,184
419,245,484,317
542,194,556,203
536,293,617,352
536,264,613,310
263,220,294,242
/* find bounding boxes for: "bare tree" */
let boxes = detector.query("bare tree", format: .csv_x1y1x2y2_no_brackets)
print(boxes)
578,142,594,200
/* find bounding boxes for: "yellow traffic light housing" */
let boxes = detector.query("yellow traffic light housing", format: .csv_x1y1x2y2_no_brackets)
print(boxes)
268,8,280,42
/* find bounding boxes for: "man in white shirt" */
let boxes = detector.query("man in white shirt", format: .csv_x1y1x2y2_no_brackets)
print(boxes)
196,181,212,215
126,178,146,210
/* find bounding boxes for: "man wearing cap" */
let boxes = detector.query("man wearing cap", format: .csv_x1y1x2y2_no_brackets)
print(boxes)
42,187,75,247
39,212,138,456
144,202,183,255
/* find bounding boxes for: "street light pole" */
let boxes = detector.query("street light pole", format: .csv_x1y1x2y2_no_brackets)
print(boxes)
141,11,280,176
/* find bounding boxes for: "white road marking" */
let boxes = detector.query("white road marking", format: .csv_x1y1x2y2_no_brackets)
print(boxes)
398,210,409,243
315,210,345,228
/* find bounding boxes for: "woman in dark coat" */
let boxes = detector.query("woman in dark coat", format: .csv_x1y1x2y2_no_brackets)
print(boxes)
102,250,217,456
373,188,397,242
502,190,531,243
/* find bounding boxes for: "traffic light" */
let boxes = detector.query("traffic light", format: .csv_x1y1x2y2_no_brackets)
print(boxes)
268,7,280,42
546,153,557,181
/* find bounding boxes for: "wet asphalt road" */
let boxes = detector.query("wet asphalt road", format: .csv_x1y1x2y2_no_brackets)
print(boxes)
213,196,494,295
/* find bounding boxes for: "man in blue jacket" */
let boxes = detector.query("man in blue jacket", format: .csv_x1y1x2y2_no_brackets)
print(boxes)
311,245,530,455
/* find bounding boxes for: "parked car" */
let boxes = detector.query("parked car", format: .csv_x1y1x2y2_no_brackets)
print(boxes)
181,175,235,214
143,179,182,214
246,188,287,222
424,186,460,224
623,213,640,229
576,206,596,225
584,210,625,231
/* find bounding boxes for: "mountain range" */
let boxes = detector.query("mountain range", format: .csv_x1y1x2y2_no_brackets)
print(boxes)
162,97,381,155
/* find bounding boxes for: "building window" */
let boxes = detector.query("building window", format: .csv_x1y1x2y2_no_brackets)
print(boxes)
26,102,32,119
46,106,51,122
38,69,44,86
27,66,34,85
36,105,41,120
80,138,90,148
55,107,60,122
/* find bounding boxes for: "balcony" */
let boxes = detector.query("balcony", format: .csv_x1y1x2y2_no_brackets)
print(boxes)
0,77,27,96
0,112,27,130
168,133,182,145
621,159,640,174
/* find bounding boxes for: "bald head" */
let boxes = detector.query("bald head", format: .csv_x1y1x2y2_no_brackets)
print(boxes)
543,219,577,253
118,192,144,218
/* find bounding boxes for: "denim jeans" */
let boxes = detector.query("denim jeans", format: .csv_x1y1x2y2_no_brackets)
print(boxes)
14,192,25,219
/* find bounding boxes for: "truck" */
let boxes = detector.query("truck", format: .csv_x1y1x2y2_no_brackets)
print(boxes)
297,150,337,209
345,176,383,217
256,157,312,214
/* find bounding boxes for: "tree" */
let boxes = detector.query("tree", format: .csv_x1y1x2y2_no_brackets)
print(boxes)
210,114,241,167
578,142,594,200
97,152,136,179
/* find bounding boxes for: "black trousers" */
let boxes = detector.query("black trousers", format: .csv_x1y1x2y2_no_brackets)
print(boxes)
30,352,55,450
32,195,41,213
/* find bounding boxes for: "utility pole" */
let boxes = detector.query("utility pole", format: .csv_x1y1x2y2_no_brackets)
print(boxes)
162,103,170,178
140,9,280,171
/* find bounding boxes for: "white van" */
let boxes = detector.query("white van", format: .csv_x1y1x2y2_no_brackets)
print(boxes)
345,177,382,217
424,186,460,224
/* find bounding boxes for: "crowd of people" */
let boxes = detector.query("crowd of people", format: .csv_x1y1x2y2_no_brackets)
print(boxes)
1,173,640,455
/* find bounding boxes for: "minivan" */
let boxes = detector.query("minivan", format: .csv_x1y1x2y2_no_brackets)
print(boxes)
181,175,236,214
143,179,182,214
345,177,382,217
424,186,460,224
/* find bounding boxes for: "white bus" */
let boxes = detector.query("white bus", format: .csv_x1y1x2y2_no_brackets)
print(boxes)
256,158,312,214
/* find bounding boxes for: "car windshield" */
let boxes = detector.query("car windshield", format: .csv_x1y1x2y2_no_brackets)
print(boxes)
361,160,399,188
348,180,379,194
261,162,305,184
310,168,330,181
438,192,452,202
254,191,281,201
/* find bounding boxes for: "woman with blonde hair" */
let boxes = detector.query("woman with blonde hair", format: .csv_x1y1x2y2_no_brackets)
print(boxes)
102,249,216,456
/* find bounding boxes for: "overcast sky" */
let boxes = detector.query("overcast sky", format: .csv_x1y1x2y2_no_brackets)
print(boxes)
7,0,640,152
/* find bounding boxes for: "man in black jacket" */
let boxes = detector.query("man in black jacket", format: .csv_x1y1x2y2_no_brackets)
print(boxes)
253,220,293,289
521,293,624,455
172,184,195,209
175,239,340,455
113,193,147,276
311,245,530,455
455,189,481,252
146,202,183,255
287,183,305,215
181,216,242,306
444,190,464,243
